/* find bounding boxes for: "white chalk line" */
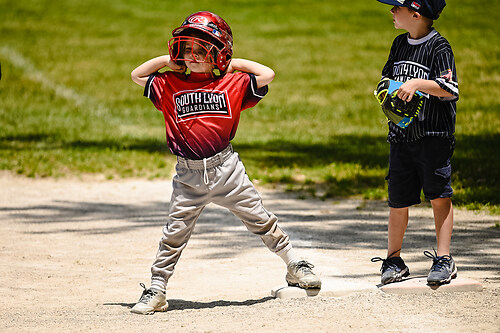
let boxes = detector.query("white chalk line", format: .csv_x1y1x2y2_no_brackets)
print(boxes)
0,45,107,112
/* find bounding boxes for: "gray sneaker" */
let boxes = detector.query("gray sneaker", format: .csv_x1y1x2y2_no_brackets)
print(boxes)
371,250,410,285
424,249,457,285
130,283,168,315
286,260,321,289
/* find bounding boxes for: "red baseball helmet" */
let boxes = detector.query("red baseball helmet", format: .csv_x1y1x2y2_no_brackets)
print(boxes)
169,11,233,71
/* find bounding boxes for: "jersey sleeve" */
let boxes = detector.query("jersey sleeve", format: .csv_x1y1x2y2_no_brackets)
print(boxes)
381,36,403,79
381,51,394,79
143,71,167,112
432,42,459,101
241,73,269,111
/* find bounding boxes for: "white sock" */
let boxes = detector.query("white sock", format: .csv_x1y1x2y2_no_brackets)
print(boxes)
277,248,300,266
150,276,166,293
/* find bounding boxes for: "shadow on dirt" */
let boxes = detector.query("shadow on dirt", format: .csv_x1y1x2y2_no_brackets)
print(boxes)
104,296,274,311
1,192,498,276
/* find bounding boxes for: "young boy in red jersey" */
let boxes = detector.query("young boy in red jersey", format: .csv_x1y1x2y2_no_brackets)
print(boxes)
130,11,321,315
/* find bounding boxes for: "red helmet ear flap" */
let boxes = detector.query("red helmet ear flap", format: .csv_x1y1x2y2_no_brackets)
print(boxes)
216,47,231,70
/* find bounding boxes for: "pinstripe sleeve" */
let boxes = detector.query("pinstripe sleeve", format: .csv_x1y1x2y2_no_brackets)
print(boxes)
433,42,459,101
381,36,403,79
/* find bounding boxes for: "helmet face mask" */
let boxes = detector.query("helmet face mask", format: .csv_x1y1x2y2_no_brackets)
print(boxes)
168,36,219,66
170,11,233,71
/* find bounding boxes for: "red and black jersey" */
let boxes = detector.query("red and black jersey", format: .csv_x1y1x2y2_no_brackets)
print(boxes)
144,71,268,159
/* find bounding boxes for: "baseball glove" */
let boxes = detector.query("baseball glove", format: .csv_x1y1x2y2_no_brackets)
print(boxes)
374,78,424,129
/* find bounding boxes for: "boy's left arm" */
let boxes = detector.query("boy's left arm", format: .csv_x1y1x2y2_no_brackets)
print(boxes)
397,79,453,102
226,58,275,88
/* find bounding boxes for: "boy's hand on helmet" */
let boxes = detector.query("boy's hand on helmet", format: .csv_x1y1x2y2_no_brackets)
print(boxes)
225,59,234,73
168,58,186,72
172,63,187,73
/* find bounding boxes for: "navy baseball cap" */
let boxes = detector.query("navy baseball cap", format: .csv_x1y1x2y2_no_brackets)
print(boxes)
377,0,446,20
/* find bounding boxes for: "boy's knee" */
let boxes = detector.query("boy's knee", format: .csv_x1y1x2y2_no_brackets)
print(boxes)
430,197,452,207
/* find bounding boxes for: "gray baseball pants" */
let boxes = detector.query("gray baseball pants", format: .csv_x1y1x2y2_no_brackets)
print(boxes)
150,145,292,288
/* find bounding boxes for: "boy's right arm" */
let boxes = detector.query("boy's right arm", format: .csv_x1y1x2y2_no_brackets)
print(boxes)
131,55,185,87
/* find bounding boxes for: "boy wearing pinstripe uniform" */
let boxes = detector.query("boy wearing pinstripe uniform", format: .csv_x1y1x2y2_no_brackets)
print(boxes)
371,0,459,286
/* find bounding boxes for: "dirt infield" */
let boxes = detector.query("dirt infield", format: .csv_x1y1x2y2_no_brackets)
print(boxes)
1,173,499,332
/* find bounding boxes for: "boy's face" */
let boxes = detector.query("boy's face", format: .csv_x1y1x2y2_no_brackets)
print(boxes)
182,39,215,73
390,6,415,30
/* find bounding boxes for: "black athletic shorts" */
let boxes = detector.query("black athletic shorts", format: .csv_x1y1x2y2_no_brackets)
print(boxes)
386,136,455,208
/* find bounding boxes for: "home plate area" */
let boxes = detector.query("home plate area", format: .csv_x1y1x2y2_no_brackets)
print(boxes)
272,279,376,299
378,276,484,294
271,277,483,299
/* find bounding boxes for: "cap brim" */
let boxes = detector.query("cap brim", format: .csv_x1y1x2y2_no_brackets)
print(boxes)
376,0,406,6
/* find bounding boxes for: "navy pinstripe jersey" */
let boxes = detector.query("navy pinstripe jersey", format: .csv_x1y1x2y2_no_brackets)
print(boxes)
381,29,459,143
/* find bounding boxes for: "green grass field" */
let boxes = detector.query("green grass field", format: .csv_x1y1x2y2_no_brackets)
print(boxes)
1,0,499,213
